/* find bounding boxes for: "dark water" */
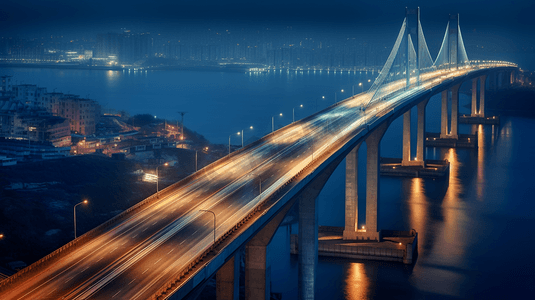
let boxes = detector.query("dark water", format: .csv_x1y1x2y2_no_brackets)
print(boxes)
2,67,534,299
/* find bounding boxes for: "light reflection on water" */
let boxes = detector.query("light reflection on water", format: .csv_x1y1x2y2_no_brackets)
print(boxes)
344,263,371,300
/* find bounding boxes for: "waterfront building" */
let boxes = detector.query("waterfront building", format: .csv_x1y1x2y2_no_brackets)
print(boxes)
0,99,71,147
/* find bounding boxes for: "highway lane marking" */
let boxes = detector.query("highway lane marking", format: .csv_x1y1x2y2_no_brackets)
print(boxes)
65,276,74,283
80,266,89,273
180,240,186,245
112,289,122,298
132,234,138,238
110,246,118,253
152,221,158,225
154,258,162,264
47,288,57,295
142,268,149,274
168,248,174,254
128,278,136,285
97,256,104,262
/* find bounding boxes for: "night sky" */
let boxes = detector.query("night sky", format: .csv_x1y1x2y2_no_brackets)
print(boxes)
1,0,534,66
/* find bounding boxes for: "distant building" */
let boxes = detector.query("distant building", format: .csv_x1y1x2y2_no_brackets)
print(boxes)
96,31,153,63
55,95,100,135
0,75,12,96
12,84,47,108
0,99,71,147
0,137,70,161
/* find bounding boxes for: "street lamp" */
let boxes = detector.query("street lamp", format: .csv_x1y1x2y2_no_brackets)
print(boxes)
293,104,303,122
156,162,169,198
199,209,216,246
359,82,363,93
335,89,344,103
237,126,254,147
74,200,88,239
272,113,283,132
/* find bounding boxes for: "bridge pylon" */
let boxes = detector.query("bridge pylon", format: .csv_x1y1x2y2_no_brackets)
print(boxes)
434,13,469,69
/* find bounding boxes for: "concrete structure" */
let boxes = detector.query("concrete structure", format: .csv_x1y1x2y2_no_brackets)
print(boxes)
291,227,418,265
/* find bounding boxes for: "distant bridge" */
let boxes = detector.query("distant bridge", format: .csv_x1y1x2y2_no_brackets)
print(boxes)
0,8,518,300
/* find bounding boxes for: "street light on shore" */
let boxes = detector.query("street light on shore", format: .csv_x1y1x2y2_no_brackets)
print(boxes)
199,209,216,247
74,200,88,239
156,162,169,198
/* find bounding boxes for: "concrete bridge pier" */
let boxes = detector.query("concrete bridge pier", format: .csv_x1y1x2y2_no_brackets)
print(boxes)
440,90,449,138
343,143,362,239
244,197,296,300
216,252,240,300
479,75,487,117
471,78,479,116
440,84,460,139
401,98,429,167
471,75,487,117
343,121,389,242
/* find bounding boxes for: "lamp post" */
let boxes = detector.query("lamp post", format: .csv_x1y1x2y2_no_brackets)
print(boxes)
74,200,88,239
293,104,303,122
335,89,344,103
199,209,216,246
237,126,254,147
272,113,283,132
156,162,169,198
359,82,363,93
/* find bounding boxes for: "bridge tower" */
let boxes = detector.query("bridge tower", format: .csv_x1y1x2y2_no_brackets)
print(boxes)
405,7,419,87
434,13,469,70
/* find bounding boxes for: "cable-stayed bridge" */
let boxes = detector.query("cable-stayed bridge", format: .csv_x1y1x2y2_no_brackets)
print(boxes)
0,8,518,300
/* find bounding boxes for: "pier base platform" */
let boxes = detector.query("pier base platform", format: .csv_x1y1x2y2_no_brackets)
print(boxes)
380,158,449,178
425,132,478,148
290,226,417,265
459,114,500,125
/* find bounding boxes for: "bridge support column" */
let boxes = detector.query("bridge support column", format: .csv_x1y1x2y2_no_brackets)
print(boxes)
415,98,429,165
401,104,426,167
245,198,294,300
364,121,389,240
440,90,449,138
401,111,411,166
450,84,460,139
343,143,362,239
296,146,349,299
471,78,478,116
217,252,240,300
480,75,487,117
